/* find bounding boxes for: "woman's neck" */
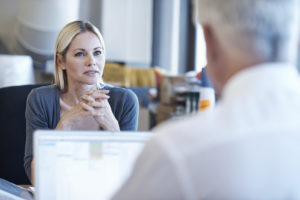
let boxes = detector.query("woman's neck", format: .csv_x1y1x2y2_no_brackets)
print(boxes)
61,83,97,106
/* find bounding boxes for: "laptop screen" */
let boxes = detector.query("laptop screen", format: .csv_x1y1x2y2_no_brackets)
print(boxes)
34,130,152,200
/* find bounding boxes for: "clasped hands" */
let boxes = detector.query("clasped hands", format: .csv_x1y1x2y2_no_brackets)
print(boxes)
58,90,120,131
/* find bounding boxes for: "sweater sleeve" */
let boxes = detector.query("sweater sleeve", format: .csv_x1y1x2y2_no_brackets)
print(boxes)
118,89,139,131
24,88,50,180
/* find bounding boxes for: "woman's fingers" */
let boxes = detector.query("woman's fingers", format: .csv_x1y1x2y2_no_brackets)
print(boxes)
81,94,94,102
82,91,110,100
81,93,119,131
78,90,111,117
82,91,110,108
90,90,110,100
91,101,107,108
85,90,109,98
93,109,106,117
82,97,108,108
80,101,94,112
80,101,108,116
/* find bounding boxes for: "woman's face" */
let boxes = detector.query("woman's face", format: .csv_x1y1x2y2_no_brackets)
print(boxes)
60,31,105,87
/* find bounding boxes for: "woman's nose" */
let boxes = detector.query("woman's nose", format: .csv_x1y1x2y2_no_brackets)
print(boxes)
86,53,96,66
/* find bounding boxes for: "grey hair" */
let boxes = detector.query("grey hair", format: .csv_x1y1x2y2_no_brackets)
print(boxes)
194,0,300,62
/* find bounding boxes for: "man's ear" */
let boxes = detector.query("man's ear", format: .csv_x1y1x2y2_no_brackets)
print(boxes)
202,25,218,62
202,25,224,97
56,53,66,70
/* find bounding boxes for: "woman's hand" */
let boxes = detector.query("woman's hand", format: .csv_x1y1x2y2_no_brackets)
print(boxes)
82,90,120,131
56,94,99,130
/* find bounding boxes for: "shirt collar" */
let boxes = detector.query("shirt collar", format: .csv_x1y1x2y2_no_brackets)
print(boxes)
221,62,300,103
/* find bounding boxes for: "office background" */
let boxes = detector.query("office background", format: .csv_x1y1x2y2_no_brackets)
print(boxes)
0,0,299,129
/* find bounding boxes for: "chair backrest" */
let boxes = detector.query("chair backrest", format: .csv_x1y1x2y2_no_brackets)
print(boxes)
0,84,48,184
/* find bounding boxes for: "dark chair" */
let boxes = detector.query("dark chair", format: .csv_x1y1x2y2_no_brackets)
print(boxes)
0,84,48,184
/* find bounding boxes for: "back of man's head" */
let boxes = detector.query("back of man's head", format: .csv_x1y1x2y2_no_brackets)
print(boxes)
195,0,300,63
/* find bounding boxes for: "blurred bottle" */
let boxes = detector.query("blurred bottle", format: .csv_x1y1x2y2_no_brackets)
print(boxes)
198,67,215,111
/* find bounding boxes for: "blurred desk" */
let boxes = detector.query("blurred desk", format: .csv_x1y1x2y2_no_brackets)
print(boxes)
0,54,35,88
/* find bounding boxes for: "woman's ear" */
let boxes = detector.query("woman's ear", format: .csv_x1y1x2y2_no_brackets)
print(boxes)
56,53,66,70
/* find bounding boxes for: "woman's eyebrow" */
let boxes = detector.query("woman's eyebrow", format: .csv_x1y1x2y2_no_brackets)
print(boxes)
72,47,104,52
72,48,86,52
94,46,104,50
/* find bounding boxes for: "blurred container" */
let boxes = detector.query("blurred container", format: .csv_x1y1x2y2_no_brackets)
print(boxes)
160,75,187,104
15,0,80,63
198,67,215,111
199,87,215,111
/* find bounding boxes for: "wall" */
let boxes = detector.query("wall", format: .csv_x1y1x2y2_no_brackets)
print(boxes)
152,0,180,74
101,0,153,67
0,0,153,68
0,0,18,51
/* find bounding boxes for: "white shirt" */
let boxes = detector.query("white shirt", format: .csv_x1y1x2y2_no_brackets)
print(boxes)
113,63,300,200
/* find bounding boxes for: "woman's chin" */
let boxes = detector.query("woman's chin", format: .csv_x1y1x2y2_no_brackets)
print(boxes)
82,79,99,87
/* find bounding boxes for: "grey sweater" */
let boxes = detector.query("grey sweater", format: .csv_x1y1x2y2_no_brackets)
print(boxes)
24,85,139,180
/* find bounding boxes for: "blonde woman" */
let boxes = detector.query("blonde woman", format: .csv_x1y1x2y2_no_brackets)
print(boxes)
24,21,139,183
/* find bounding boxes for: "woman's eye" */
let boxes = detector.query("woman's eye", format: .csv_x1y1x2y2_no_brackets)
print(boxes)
94,50,102,56
75,52,84,57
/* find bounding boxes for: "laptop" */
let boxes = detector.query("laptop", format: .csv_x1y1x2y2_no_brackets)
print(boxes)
34,130,152,200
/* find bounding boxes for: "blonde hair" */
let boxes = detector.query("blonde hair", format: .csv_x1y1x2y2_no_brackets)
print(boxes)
54,21,105,92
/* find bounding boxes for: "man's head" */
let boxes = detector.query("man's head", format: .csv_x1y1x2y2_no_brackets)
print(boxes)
195,0,300,95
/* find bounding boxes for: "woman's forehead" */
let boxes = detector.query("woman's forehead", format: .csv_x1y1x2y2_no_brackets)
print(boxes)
69,31,103,50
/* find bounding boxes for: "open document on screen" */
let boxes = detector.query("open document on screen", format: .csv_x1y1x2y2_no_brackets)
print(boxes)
34,130,152,200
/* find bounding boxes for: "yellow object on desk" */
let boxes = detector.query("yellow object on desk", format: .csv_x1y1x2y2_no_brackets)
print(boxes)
102,62,156,87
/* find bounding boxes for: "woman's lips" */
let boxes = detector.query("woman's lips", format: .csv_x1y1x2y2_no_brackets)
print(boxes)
84,70,99,76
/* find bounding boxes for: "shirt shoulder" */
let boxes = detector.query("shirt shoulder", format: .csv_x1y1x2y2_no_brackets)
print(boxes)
104,85,137,99
104,85,138,107
26,84,60,113
29,84,59,98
